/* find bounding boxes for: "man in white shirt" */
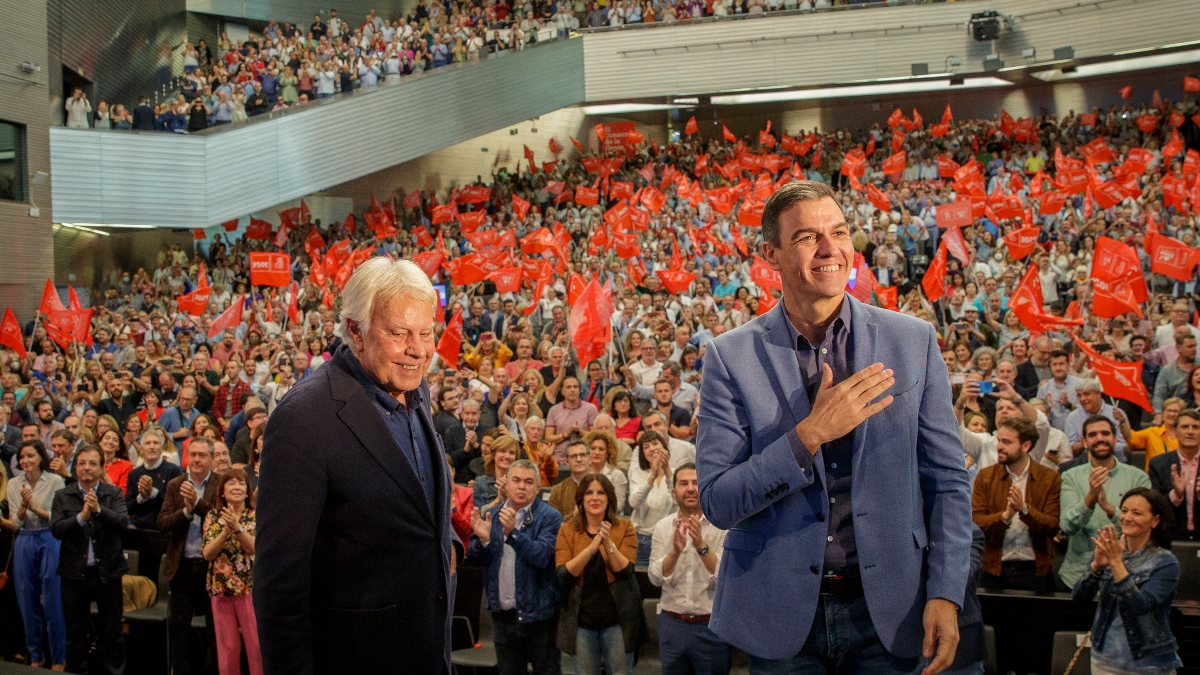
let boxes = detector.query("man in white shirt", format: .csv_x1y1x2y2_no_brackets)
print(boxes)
641,411,695,471
1153,301,1200,349
628,338,663,387
1036,350,1080,431
956,378,1051,471
648,463,730,675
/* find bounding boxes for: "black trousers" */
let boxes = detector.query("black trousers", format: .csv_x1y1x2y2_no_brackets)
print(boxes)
61,567,125,675
982,560,1053,593
492,612,557,675
169,558,216,675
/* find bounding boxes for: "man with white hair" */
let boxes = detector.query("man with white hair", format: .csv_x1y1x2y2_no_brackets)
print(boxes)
255,258,454,675
1063,379,1129,462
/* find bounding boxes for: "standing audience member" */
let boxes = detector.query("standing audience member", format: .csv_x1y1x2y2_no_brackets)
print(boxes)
126,429,184,529
158,436,220,675
628,431,677,567
1147,409,1200,541
202,469,261,675
971,417,1061,591
467,459,562,675
50,445,129,675
8,441,66,669
1073,487,1182,675
549,439,592,518
555,474,638,675
1059,415,1151,589
647,462,730,675
545,377,599,466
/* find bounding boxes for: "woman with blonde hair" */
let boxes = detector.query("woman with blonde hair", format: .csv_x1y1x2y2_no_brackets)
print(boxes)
584,431,627,513
522,418,558,487
473,434,520,510
464,332,512,371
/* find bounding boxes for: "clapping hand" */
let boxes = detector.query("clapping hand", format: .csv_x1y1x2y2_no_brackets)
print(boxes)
671,519,688,554
471,507,493,543
591,520,612,552
1004,485,1025,520
219,506,241,533
685,514,705,551
138,475,154,498
179,480,198,507
494,475,508,501
20,485,33,509
1091,525,1124,572
81,490,100,520
498,506,517,536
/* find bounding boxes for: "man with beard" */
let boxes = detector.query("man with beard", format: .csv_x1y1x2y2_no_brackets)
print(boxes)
1058,415,1151,589
970,417,1062,592
955,379,1049,470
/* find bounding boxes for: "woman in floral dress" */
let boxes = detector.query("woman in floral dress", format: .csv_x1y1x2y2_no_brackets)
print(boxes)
202,469,261,675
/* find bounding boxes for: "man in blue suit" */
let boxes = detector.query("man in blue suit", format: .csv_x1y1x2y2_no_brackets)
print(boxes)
697,181,973,675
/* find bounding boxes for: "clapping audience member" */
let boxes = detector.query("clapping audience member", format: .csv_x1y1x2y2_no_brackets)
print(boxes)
468,459,562,675
647,462,730,675
1073,488,1182,674
202,469,261,675
627,430,677,567
554,474,638,675
1146,409,1200,541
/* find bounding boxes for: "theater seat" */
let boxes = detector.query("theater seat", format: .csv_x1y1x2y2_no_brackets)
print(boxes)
124,555,169,624
1049,631,1091,675
1128,450,1145,470
984,625,997,675
643,598,659,644
449,615,497,674
1174,540,1200,602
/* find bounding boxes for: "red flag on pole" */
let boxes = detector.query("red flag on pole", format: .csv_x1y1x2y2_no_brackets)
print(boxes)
249,252,292,287
287,282,300,325
723,126,736,142
0,307,26,358
207,296,245,339
568,278,612,367
39,279,65,315
67,287,83,311
245,218,272,240
436,306,463,367
750,256,783,290
921,242,948,302
1073,335,1153,412
1003,226,1042,260
684,116,698,135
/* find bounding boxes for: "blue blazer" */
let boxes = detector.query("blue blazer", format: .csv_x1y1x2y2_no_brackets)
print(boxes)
697,295,973,660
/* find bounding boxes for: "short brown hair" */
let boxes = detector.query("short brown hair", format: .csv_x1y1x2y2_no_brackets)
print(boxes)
761,180,836,246
998,416,1039,449
212,468,256,513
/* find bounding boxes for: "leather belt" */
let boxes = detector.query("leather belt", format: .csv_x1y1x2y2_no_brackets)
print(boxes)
819,574,863,597
662,610,711,624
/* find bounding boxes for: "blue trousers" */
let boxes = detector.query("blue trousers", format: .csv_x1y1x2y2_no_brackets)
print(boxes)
635,533,653,568
658,613,731,675
573,625,633,675
748,593,925,675
14,529,67,664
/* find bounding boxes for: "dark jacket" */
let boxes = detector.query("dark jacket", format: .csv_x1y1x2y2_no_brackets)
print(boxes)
157,472,221,580
50,482,130,582
1148,451,1199,541
132,104,156,130
125,460,184,529
950,525,987,670
443,422,480,484
1073,546,1180,660
1014,359,1046,401
253,346,453,675
466,499,562,622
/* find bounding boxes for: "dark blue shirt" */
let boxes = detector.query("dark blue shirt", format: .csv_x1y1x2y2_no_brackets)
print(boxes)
785,296,858,576
344,351,436,508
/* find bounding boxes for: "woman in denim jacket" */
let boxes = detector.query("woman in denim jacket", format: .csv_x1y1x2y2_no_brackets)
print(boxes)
1073,487,1182,675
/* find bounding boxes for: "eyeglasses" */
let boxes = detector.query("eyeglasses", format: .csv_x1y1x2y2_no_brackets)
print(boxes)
567,453,589,460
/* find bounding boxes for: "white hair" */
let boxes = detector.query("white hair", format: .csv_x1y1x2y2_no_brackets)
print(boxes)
1077,379,1103,393
334,257,437,354
462,399,481,412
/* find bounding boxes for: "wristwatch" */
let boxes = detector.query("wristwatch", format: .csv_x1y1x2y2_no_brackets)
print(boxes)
697,545,710,556
1020,505,1029,516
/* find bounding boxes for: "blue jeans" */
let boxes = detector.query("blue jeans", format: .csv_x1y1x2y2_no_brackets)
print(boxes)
574,625,631,675
14,529,67,664
636,532,653,567
658,613,731,675
748,594,925,675
492,613,556,675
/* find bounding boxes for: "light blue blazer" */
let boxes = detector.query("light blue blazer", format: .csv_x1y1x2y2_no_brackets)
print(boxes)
697,294,972,660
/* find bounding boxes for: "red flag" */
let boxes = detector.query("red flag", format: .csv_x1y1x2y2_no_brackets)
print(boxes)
921,242,948,302
936,156,960,178
570,136,583,152
757,290,778,316
193,229,207,240
436,306,463,366
882,150,906,175
0,308,26,358
305,230,326,259
549,138,563,155
487,267,523,293
750,256,783,290
431,204,455,225
1163,129,1185,158
876,285,899,310
684,116,698,135
249,253,291,286
1185,76,1200,93
523,145,536,171
890,128,906,153
942,226,971,265
403,190,422,210
42,320,74,350
245,218,272,240
656,269,696,295
575,186,600,206
1081,138,1117,165
568,278,612,366
1004,226,1041,260
1119,85,1133,99
1038,191,1068,215
1150,233,1200,281
413,251,443,279
936,201,973,229
847,253,876,305
737,199,764,227
1135,115,1159,133
207,296,244,339
723,126,736,142
286,282,300,325
39,279,64,315
886,108,904,128
612,232,639,259
221,219,240,232
1073,336,1152,412
510,194,532,221
67,287,82,311
866,184,891,212
627,258,647,287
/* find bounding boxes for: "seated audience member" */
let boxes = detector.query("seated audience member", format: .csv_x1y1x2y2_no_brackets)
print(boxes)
585,431,628,513
628,431,677,568
1064,379,1130,462
549,439,592,518
647,462,730,675
1059,415,1152,589
971,417,1062,592
469,428,502,478
158,436,221,675
1072,488,1182,675
445,398,483,484
202,468,262,675
545,376,600,467
474,434,520,510
8,440,67,669
592,414,633,473
50,445,129,675
639,410,696,471
1122,397,1183,472
467,459,563,675
605,390,641,442
956,379,1049,470
554,473,638,675
1147,408,1200,541
126,428,185,529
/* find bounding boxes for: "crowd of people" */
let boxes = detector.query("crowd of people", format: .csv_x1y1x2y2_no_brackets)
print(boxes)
13,81,1200,674
64,1,576,133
